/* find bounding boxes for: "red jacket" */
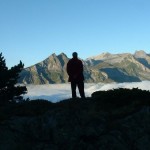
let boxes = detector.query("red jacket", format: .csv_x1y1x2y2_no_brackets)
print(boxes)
67,58,84,82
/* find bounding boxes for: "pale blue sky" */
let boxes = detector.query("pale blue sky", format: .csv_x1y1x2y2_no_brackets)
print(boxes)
0,0,150,68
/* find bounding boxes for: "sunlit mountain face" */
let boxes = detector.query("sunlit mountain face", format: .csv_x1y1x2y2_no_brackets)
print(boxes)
18,50,150,84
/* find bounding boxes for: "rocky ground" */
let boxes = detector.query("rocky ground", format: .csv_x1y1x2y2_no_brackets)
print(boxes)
0,88,150,150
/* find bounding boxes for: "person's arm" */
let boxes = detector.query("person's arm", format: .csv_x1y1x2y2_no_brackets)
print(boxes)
67,60,72,76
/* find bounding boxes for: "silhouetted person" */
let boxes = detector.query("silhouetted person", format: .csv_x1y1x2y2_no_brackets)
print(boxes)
67,52,85,99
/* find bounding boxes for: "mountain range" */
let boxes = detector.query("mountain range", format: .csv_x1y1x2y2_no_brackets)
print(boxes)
18,50,150,84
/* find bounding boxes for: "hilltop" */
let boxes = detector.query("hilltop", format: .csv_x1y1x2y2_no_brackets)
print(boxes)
0,88,150,150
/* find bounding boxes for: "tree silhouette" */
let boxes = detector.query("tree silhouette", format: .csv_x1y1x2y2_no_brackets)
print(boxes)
0,53,27,103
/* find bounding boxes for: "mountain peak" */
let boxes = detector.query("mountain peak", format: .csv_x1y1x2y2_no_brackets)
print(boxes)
134,50,146,58
58,52,67,57
88,52,111,60
45,53,57,59
51,53,57,57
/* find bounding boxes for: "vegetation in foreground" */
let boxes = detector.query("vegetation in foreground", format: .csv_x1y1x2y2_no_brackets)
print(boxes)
0,88,150,150
0,53,27,104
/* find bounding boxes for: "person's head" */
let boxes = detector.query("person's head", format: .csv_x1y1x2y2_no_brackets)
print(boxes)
72,52,78,58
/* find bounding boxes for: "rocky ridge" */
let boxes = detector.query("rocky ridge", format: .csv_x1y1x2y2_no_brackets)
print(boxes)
18,50,150,84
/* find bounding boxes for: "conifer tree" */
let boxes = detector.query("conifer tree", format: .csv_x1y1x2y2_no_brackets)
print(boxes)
0,53,27,103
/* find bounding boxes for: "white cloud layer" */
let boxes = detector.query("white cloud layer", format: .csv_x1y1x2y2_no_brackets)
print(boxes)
24,81,150,103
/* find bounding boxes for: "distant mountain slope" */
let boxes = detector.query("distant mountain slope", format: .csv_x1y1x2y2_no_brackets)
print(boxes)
134,50,150,69
19,53,69,84
18,50,150,84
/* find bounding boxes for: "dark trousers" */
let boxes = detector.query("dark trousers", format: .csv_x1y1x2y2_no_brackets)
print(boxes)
71,81,85,98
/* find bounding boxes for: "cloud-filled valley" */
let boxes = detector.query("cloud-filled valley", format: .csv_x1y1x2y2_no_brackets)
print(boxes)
24,81,150,103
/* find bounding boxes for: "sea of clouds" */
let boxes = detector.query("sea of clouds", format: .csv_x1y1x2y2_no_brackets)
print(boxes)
24,81,150,103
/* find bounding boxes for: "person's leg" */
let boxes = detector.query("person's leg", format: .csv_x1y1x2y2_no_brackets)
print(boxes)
78,81,85,98
71,81,77,98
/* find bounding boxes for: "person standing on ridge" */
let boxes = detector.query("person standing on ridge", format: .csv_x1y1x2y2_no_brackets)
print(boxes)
67,52,85,99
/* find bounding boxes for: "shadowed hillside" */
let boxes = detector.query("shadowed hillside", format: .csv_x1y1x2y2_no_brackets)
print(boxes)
0,88,150,149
